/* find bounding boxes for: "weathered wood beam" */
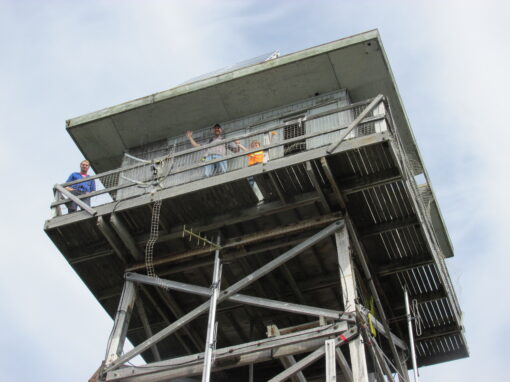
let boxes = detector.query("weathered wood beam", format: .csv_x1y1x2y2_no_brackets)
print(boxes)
138,191,320,245
127,212,342,271
59,192,323,267
269,325,308,382
105,322,349,381
268,327,358,382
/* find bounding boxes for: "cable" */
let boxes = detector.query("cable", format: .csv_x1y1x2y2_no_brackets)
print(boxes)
412,298,422,337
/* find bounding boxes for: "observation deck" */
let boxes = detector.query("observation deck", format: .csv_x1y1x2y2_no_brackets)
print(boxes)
44,30,467,381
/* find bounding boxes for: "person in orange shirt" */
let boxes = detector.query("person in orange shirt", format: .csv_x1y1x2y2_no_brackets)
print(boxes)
247,140,265,167
238,134,276,203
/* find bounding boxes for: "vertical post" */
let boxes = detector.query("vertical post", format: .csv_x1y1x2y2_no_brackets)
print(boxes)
104,280,137,366
202,235,222,382
335,227,369,382
405,287,419,382
52,188,62,217
249,363,254,382
325,339,337,382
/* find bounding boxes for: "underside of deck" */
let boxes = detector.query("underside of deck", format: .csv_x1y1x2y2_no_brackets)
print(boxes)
45,132,468,380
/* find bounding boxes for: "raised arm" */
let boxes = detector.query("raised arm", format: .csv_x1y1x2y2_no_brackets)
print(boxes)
235,140,248,152
186,131,201,147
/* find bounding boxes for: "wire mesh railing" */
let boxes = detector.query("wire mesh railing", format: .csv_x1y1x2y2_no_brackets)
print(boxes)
51,97,390,216
385,99,463,325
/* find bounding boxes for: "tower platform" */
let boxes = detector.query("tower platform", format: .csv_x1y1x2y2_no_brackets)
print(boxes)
45,30,467,381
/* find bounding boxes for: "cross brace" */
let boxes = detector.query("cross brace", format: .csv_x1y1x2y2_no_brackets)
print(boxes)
104,219,344,373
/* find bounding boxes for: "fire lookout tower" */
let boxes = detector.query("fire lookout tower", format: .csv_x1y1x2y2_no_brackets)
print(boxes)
45,30,468,381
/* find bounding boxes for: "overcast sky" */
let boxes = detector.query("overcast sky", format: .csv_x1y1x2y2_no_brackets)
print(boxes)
0,1,509,381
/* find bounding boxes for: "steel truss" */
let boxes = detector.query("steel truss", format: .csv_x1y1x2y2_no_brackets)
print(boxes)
92,219,412,382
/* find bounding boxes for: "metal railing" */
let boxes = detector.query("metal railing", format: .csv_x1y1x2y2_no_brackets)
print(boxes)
50,97,390,216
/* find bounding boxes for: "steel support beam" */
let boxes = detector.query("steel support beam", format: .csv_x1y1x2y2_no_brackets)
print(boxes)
360,325,393,382
306,161,331,213
96,216,127,265
345,216,409,381
268,326,357,382
320,157,347,210
269,325,307,382
335,349,353,382
104,280,137,366
335,227,369,382
105,219,344,372
110,214,143,261
370,333,399,381
106,323,348,381
125,272,349,321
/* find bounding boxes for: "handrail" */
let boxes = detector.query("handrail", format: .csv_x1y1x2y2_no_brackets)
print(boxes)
51,119,386,208
52,97,385,209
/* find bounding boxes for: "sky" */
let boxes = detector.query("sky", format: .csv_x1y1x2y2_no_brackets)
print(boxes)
0,0,509,381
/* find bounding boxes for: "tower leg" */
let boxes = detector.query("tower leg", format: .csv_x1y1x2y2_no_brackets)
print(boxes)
104,280,137,366
335,227,369,382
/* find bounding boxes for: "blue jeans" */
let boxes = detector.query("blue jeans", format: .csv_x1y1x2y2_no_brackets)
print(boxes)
66,189,91,213
204,154,227,177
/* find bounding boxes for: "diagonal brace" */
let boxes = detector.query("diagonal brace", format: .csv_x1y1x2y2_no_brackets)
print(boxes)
125,272,351,321
104,219,344,372
327,94,384,154
268,326,358,382
54,184,96,216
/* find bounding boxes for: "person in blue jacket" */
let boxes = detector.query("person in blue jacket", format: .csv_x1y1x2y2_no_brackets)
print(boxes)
65,160,96,213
